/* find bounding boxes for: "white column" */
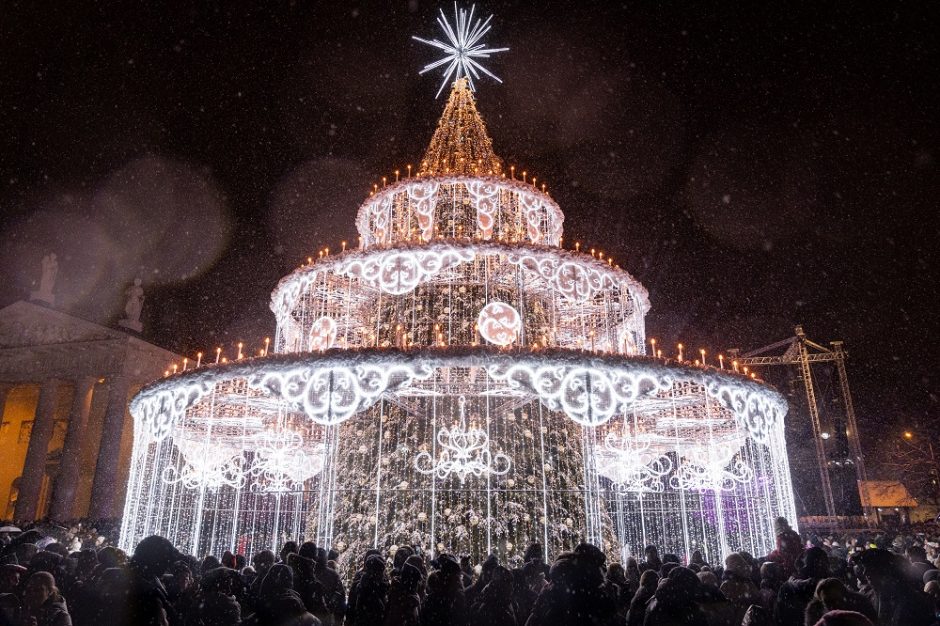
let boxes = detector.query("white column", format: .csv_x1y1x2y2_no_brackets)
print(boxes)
14,379,60,522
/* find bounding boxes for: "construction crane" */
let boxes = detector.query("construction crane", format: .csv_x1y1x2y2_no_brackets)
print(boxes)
729,326,868,522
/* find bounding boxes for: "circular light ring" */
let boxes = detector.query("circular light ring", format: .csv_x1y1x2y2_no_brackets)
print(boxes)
354,175,564,248
132,348,787,441
270,241,651,326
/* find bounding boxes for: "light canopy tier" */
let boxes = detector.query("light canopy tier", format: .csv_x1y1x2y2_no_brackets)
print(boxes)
122,348,796,574
270,241,649,356
356,177,563,248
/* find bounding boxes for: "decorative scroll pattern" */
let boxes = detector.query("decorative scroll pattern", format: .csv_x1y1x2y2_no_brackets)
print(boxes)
135,382,211,440
163,440,246,491
520,190,543,243
132,353,786,451
248,363,433,425
477,302,521,346
407,181,440,241
704,380,788,444
343,247,475,295
596,433,673,494
414,396,511,484
486,362,674,426
466,180,500,239
508,253,616,304
670,442,753,492
308,317,337,352
249,429,324,493
363,194,394,244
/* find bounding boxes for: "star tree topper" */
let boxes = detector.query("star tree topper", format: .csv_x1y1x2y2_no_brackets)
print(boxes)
413,3,509,97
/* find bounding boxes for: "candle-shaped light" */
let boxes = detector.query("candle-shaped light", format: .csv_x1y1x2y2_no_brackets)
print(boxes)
341,240,347,252
264,337,270,356
172,363,178,374
700,349,706,365
732,359,739,373
718,354,724,369
650,337,656,356
215,347,222,364
678,343,684,362
394,170,399,182
182,357,188,371
237,342,244,360
196,352,203,368
407,164,412,177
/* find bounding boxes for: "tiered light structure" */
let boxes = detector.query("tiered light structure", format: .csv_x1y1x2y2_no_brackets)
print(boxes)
120,13,797,572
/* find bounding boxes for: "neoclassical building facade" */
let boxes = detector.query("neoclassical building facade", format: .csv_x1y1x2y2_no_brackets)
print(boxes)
0,300,178,522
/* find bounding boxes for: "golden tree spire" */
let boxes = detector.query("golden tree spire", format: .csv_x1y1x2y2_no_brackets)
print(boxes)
419,78,504,177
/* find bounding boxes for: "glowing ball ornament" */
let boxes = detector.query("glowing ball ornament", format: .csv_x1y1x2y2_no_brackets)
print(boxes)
308,316,338,352
477,302,522,346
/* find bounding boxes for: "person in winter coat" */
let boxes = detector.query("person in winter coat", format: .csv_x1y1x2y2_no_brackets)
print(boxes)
626,570,659,626
768,518,803,579
775,547,831,626
696,571,738,626
421,554,467,626
124,535,185,626
470,565,517,626
21,571,72,626
802,578,876,626
720,553,759,623
248,563,320,626
384,562,421,626
853,548,935,626
642,566,708,626
345,549,382,626
512,560,544,622
757,561,783,613
625,557,641,589
605,563,634,620
243,551,276,616
643,546,663,573
465,554,498,607
526,546,617,626
199,567,241,626
349,555,388,626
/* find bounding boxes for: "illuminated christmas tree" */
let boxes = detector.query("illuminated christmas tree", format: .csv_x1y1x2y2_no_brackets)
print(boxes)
121,4,797,575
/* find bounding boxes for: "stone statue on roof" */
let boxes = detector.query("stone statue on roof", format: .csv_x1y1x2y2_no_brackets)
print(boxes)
30,253,58,306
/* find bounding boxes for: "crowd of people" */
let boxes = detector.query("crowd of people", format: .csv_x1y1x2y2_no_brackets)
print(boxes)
1,516,939,626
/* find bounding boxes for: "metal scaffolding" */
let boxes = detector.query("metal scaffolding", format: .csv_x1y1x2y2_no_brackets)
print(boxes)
729,326,868,522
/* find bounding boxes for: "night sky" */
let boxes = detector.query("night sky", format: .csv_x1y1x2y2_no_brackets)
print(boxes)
1,2,936,465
